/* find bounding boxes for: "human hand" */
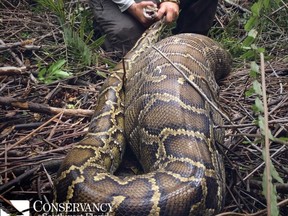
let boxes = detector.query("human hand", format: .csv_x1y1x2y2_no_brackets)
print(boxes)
156,1,179,23
127,1,158,27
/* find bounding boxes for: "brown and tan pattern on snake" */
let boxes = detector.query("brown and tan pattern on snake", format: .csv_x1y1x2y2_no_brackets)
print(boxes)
54,20,232,215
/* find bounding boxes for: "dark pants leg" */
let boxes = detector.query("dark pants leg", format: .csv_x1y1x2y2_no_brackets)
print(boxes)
173,0,218,35
89,0,146,56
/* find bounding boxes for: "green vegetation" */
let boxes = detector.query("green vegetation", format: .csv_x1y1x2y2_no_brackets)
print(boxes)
35,0,106,83
212,1,287,215
244,1,284,216
211,0,287,61
38,59,71,84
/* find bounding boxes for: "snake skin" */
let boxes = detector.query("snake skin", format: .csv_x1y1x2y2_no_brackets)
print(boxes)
55,20,232,215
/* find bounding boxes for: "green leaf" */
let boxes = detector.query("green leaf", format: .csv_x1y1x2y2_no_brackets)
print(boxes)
245,86,255,97
37,59,70,83
257,47,265,53
271,183,280,216
243,29,258,47
258,115,265,132
242,36,255,47
38,67,47,79
262,166,280,216
44,78,53,84
252,80,262,95
53,70,71,79
270,161,284,183
249,70,257,79
251,44,258,50
79,17,86,40
258,116,274,140
241,50,255,59
96,70,107,78
251,2,262,16
250,61,259,78
85,30,95,44
49,59,66,73
248,29,258,38
90,35,106,49
263,0,270,9
278,137,288,142
253,97,264,113
245,16,257,32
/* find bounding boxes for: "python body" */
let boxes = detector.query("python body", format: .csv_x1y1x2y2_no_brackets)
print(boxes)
55,19,231,215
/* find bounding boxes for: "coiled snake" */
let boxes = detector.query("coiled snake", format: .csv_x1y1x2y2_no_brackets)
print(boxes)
55,18,232,215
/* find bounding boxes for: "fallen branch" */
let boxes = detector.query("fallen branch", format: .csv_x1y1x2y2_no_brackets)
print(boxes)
0,39,36,51
0,96,94,117
0,112,63,157
250,179,288,194
0,166,40,193
0,66,29,75
216,198,288,216
0,39,38,83
217,119,288,128
223,0,251,14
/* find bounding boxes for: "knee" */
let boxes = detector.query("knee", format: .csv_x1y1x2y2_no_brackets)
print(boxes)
106,22,145,54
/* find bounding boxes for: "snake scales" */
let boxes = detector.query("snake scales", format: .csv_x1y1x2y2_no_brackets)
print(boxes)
55,19,232,215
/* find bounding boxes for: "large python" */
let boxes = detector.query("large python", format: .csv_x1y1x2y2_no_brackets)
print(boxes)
54,18,232,215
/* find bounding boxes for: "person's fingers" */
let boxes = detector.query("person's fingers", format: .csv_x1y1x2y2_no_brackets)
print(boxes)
165,8,178,23
156,2,179,23
140,1,157,9
165,12,173,23
156,7,165,20
128,1,159,27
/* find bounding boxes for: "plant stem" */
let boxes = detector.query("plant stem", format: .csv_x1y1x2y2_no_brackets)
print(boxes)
260,52,271,216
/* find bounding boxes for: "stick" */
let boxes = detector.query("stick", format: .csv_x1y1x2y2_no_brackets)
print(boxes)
216,198,288,216
0,166,40,193
0,39,36,51
0,66,28,75
261,53,272,216
0,113,62,157
0,96,94,117
0,39,38,83
223,0,251,14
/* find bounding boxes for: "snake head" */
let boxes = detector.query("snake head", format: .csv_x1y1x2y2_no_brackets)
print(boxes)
143,6,158,20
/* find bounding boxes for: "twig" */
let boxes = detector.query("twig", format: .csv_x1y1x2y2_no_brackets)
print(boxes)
0,96,94,117
0,166,40,193
271,0,288,15
250,180,288,194
0,39,37,51
0,66,29,75
0,112,63,157
0,39,38,83
241,145,286,182
223,0,251,14
217,119,288,128
260,52,271,216
0,40,24,66
217,198,288,216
